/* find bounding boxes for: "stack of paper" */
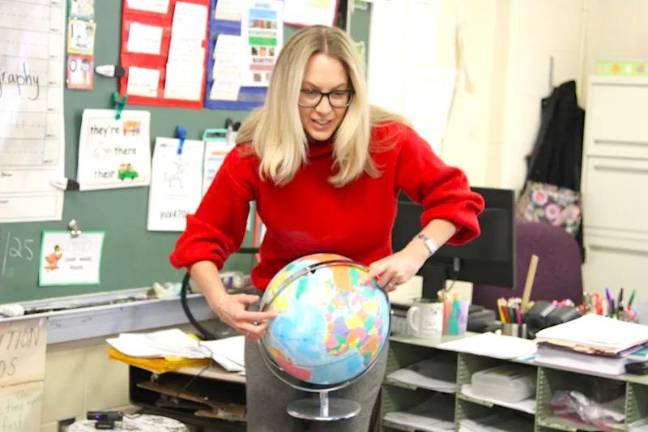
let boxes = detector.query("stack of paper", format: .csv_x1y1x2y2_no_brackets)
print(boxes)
534,314,648,375
534,345,629,375
437,332,537,360
535,314,648,355
106,329,245,372
383,393,455,432
386,358,456,393
200,336,245,372
107,328,209,358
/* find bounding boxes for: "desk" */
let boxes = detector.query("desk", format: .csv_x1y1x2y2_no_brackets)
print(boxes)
129,364,246,432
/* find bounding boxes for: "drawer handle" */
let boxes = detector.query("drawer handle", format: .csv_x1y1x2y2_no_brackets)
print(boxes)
589,244,648,257
593,165,648,175
594,139,648,147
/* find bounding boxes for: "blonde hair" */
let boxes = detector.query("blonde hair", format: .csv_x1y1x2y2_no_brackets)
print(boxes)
237,25,405,187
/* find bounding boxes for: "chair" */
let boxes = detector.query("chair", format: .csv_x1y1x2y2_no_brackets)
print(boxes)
472,220,583,312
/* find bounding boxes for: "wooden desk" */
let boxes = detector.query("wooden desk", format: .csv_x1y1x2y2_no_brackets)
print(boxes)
129,364,246,432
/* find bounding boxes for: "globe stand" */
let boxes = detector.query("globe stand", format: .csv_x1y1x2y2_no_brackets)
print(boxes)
287,391,360,421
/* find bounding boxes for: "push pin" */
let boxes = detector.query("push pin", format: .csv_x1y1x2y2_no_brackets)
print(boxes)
68,219,82,238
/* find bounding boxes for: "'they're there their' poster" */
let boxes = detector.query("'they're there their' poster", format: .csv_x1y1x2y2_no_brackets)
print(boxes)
77,109,151,190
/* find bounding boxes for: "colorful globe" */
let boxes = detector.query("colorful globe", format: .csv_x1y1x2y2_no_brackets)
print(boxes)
259,253,391,387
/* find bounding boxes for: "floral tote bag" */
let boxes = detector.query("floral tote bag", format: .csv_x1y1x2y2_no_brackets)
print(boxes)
516,181,582,236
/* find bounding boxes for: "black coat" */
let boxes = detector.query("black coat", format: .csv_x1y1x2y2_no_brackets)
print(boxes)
525,80,585,191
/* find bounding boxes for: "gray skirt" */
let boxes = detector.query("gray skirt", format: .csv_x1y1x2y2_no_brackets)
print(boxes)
244,338,387,432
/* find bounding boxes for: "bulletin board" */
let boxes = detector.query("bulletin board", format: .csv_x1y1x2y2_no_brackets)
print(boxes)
0,0,370,304
119,0,210,109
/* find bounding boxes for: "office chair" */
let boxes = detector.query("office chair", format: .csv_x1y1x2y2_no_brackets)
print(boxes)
472,220,583,312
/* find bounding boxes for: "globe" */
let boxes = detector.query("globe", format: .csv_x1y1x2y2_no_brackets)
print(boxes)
258,253,391,421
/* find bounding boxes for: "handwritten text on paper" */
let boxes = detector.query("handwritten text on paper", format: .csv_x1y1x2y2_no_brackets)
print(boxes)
0,318,46,387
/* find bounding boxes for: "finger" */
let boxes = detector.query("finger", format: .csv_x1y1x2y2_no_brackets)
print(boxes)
362,262,385,284
234,294,261,305
238,309,278,322
240,321,269,340
377,270,397,290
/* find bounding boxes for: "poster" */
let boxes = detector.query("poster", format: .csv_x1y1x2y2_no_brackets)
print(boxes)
39,231,104,286
76,109,151,190
147,138,204,231
241,0,282,87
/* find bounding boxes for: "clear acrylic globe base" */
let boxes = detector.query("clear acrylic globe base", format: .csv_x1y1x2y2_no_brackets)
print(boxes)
257,255,390,422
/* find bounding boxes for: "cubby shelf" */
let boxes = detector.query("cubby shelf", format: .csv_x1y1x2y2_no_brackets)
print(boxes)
381,335,648,432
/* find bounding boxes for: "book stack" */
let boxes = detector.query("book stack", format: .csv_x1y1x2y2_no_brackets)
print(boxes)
534,314,648,375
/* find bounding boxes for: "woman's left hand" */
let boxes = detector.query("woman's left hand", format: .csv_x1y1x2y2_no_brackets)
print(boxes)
364,246,429,292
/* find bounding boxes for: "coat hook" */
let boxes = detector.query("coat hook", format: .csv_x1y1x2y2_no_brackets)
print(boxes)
548,56,555,93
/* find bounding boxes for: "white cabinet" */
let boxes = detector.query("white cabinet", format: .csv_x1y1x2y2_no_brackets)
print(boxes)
581,76,648,320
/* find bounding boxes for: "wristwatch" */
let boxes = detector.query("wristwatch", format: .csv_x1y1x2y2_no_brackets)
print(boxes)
417,233,439,257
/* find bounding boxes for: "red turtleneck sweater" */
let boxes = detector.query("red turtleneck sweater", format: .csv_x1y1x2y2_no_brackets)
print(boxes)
170,122,484,291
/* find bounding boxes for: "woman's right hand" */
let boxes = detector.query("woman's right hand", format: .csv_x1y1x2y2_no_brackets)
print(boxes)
212,293,278,342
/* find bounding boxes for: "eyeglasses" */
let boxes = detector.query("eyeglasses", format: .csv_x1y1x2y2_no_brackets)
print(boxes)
298,88,354,108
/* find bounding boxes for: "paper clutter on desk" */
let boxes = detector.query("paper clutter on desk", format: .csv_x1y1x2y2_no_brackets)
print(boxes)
106,329,245,373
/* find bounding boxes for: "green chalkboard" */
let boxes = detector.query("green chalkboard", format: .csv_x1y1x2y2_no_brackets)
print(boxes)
0,1,371,304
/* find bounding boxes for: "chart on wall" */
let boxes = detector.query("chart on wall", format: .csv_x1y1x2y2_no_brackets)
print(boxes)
204,0,283,110
0,0,66,222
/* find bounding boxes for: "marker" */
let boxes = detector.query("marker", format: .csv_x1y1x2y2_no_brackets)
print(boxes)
50,178,80,191
628,289,636,308
95,64,125,78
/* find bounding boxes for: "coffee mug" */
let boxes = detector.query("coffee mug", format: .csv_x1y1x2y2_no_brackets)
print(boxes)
407,299,444,339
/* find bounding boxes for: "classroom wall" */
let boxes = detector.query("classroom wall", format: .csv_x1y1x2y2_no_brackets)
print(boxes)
424,0,644,192
434,0,504,187
435,0,648,192
40,338,133,431
581,0,648,101
431,0,584,190
497,0,585,190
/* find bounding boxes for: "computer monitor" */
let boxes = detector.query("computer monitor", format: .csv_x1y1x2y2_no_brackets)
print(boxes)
392,187,516,300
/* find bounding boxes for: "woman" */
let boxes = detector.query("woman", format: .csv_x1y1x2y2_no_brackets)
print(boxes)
171,25,483,432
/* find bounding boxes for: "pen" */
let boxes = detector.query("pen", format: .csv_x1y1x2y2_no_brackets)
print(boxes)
605,288,614,317
605,287,613,304
618,287,624,306
628,289,636,308
617,287,625,320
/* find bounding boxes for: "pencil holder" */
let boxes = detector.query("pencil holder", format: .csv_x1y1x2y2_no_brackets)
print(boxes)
502,323,528,338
